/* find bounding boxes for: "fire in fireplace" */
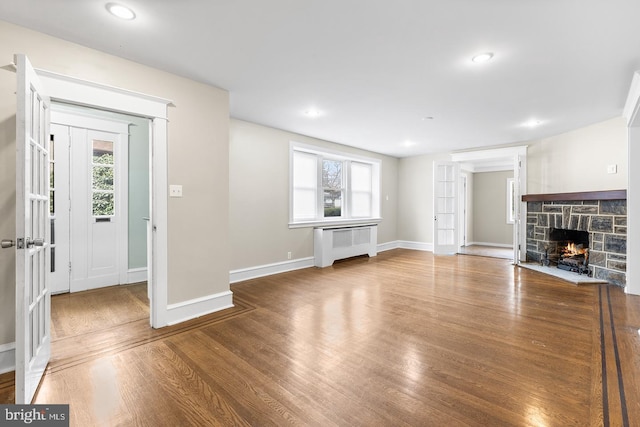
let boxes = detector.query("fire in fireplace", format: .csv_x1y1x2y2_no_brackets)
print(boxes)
557,242,589,274
542,228,591,275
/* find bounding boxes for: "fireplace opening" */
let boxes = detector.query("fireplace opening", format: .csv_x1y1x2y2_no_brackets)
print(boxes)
543,228,590,275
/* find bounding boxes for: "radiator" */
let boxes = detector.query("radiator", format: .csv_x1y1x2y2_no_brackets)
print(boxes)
314,224,378,267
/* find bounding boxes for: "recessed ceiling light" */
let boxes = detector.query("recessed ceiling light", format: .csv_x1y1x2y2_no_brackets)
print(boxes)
472,52,494,63
106,3,136,20
305,109,322,118
421,116,434,121
403,140,417,147
523,119,542,128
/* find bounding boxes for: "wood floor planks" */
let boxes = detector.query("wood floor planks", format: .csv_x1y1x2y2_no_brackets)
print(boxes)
1,249,639,425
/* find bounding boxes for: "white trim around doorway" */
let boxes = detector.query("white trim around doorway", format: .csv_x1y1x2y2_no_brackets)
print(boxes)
37,69,172,328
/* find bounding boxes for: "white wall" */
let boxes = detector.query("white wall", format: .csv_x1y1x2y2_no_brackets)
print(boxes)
0,20,229,346
471,171,513,246
527,117,627,193
397,153,450,245
229,119,398,270
397,117,627,249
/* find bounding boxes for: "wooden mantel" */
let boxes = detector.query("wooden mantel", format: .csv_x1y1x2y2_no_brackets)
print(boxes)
521,190,627,202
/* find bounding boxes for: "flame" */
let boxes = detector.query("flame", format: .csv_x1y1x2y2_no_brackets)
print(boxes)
563,242,587,257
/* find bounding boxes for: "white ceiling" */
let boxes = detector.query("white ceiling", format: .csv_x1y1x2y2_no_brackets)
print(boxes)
2,0,640,158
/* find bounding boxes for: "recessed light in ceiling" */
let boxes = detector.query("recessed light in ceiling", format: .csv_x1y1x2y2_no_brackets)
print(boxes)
106,3,136,20
421,116,434,121
471,52,494,64
403,140,417,147
523,119,542,128
305,109,322,118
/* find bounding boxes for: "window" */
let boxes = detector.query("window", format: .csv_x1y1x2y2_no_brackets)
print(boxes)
506,178,515,224
290,142,381,226
49,134,56,273
92,140,115,216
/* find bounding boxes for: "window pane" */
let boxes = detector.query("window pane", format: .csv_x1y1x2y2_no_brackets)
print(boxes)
323,160,342,217
49,135,54,161
93,140,114,164
49,162,54,189
293,151,317,188
351,193,372,217
351,162,371,191
293,189,316,220
322,159,342,189
50,247,55,273
93,192,114,216
292,151,318,220
93,166,114,190
324,189,342,217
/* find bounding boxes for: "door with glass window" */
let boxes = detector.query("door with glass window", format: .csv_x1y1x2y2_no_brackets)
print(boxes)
11,53,51,404
71,130,121,291
433,161,459,255
49,112,129,293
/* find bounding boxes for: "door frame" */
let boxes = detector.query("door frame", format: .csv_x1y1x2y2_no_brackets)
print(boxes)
451,145,528,264
458,172,469,248
50,110,134,294
36,68,171,328
623,70,640,296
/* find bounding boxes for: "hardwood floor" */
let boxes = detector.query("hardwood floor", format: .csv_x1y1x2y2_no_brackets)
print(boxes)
458,244,513,260
2,249,639,426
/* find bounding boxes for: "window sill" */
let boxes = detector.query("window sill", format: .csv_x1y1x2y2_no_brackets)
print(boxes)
289,218,382,229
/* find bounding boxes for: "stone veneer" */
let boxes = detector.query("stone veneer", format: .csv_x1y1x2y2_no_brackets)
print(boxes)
526,199,627,286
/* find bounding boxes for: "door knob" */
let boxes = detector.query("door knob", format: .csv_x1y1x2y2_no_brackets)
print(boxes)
1,239,15,249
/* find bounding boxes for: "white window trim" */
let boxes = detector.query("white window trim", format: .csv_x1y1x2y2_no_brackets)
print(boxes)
289,141,382,228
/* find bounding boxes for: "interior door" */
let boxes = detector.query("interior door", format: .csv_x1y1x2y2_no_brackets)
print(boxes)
15,54,51,404
433,161,459,255
49,124,71,294
513,153,527,263
71,128,125,291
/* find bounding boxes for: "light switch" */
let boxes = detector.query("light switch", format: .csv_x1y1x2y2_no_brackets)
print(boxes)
169,184,183,197
607,164,617,174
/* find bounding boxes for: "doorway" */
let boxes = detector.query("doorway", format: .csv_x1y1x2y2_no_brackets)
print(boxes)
49,105,150,294
35,67,171,328
450,146,528,263
459,169,515,261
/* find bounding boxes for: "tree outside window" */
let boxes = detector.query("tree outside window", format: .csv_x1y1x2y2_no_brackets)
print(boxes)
323,159,342,217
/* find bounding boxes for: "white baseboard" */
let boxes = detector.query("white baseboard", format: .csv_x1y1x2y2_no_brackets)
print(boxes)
466,242,513,249
398,240,434,252
229,243,436,286
127,267,148,284
377,240,400,252
166,290,234,326
230,257,315,284
0,342,15,374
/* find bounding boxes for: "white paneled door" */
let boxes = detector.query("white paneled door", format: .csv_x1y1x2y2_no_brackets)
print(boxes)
15,54,51,404
433,161,459,255
49,112,129,294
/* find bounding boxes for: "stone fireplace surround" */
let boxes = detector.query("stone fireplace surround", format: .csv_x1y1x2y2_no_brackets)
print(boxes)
523,190,627,286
